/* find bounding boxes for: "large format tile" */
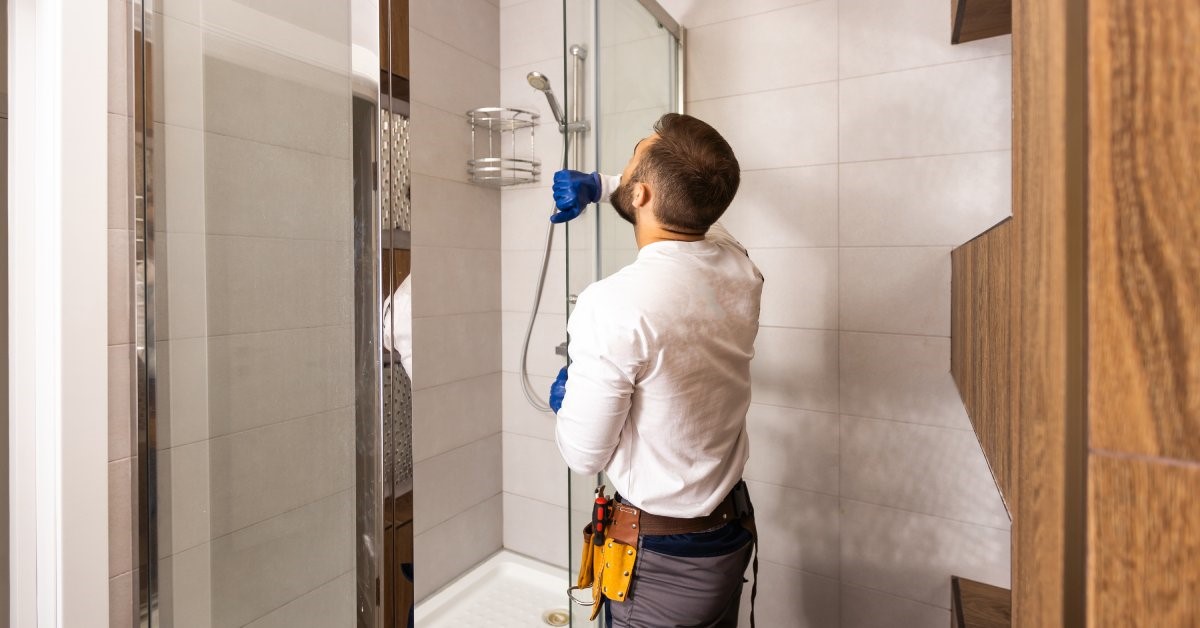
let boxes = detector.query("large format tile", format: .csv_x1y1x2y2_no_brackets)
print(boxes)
752,247,838,330
413,434,503,534
109,570,136,628
659,0,823,29
409,102,473,184
156,232,208,341
721,165,839,249
687,0,837,101
109,458,134,578
503,492,570,569
840,151,1012,246
207,407,355,539
599,34,674,114
413,372,502,462
156,441,211,558
158,542,213,627
687,82,838,171
499,0,561,69
411,173,501,250
108,229,133,345
244,571,354,628
154,339,203,449
737,559,840,628
205,325,354,438
209,490,355,627
411,246,501,317
841,416,1010,527
840,247,952,337
502,432,568,506
159,124,206,235
108,0,130,116
840,332,971,430
203,133,351,241
750,327,839,413
501,185,561,251
748,481,840,578
501,311,566,378
410,27,500,115
502,248,566,314
412,311,502,389
840,499,1010,608
411,0,500,66
839,0,1011,78
109,344,134,462
502,371,558,441
414,494,504,601
841,583,951,628
108,114,131,229
151,15,204,131
840,55,1012,162
204,235,353,336
744,404,839,495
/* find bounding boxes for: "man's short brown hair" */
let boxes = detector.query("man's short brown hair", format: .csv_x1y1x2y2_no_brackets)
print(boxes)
635,113,740,234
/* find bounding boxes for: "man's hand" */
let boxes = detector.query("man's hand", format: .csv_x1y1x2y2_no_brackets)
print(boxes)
549,366,568,413
550,170,602,224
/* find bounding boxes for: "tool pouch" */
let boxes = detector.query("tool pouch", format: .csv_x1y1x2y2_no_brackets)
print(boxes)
572,506,638,620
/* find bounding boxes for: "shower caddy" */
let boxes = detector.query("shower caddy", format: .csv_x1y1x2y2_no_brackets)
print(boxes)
466,106,540,186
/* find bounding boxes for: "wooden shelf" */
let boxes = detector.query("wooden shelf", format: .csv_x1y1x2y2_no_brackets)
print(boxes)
952,576,1011,628
952,0,1012,44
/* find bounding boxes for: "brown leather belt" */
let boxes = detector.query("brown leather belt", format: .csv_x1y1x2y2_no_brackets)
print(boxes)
607,493,741,546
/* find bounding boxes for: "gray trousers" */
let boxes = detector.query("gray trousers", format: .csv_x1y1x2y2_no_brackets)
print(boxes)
606,531,754,628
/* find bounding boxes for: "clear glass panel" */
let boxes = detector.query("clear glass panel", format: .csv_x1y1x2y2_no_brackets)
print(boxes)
561,1,680,625
142,2,358,626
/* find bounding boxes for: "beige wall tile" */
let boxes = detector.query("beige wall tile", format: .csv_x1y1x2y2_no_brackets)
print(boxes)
502,492,569,568
414,494,504,600
744,404,839,494
412,372,502,462
840,247,952,337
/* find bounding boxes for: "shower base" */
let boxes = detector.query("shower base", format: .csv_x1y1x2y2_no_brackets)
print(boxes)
415,550,576,627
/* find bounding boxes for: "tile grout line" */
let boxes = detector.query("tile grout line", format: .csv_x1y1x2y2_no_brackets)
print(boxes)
840,496,1012,532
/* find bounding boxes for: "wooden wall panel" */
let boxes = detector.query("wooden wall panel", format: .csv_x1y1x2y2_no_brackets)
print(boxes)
951,218,1014,510
1088,0,1200,462
1089,455,1200,625
1011,0,1087,624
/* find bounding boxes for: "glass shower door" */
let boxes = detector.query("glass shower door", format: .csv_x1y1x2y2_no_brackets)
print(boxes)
135,2,361,626
562,1,681,625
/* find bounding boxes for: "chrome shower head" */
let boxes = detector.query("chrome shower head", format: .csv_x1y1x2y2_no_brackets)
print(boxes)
526,71,565,128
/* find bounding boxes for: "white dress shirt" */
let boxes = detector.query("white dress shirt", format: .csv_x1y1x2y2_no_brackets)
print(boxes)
556,215,763,518
382,274,413,377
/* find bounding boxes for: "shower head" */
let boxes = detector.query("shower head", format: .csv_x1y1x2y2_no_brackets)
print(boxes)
526,71,566,128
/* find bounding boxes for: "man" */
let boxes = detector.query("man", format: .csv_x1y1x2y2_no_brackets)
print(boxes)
548,113,763,627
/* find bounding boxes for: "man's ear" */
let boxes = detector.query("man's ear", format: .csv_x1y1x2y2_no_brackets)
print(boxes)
633,181,651,209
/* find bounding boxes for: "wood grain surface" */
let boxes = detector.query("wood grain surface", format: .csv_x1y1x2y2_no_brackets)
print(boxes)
1011,0,1085,624
951,218,1015,512
952,0,1014,44
953,576,1013,628
1088,0,1200,462
1089,455,1200,626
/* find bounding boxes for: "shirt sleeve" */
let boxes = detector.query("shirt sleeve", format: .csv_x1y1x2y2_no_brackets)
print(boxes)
382,275,413,377
555,288,645,475
597,173,621,204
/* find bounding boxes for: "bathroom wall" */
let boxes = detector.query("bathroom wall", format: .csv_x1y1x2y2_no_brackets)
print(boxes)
661,0,1013,625
407,0,506,600
1,1,8,619
498,0,1014,625
107,0,136,624
496,0,576,570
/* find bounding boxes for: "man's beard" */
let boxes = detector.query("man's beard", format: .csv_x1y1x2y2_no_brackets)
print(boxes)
610,181,637,226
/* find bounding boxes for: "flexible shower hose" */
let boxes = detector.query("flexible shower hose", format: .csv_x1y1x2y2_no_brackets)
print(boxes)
519,112,573,413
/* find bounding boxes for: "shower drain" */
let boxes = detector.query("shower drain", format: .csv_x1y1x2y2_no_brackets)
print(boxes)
542,609,570,626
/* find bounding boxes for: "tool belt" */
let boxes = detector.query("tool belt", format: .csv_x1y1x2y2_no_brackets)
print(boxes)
570,482,759,625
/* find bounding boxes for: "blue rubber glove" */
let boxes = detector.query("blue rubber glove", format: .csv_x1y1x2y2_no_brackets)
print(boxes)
550,170,602,224
549,366,568,413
